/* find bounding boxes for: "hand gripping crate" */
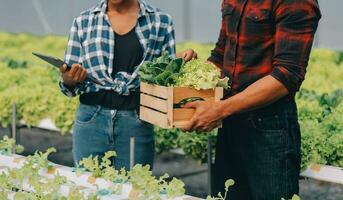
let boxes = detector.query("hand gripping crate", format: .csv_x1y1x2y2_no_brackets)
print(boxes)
139,82,224,129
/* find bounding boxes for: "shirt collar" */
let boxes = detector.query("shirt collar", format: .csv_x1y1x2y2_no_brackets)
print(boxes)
91,0,155,16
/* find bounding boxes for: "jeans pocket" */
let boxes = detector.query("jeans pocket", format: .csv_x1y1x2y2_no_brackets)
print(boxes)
249,114,293,161
249,114,289,133
75,104,102,124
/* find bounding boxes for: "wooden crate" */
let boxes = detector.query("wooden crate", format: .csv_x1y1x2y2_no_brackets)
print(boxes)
139,82,224,129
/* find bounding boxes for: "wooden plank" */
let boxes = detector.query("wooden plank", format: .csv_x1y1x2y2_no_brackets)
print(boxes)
173,121,189,129
140,82,169,99
214,87,224,128
140,94,168,113
214,87,224,101
173,87,215,103
167,87,174,128
139,106,170,129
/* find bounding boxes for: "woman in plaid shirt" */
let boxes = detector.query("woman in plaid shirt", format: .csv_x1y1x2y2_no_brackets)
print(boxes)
59,0,196,170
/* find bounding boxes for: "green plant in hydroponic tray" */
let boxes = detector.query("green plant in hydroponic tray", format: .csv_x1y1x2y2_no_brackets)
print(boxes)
78,150,128,185
0,136,24,155
206,179,235,200
164,177,186,198
0,144,103,200
128,164,185,200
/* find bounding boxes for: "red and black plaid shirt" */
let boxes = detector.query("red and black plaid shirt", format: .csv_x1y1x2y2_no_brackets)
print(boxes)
208,0,321,97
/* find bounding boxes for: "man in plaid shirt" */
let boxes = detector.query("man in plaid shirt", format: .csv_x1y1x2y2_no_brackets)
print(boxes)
183,0,321,199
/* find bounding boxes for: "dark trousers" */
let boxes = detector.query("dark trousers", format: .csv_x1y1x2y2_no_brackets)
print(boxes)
213,100,301,200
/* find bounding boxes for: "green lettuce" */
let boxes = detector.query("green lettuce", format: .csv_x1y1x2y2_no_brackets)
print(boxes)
176,59,229,90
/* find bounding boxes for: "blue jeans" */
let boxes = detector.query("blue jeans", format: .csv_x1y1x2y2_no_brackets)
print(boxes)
72,104,154,170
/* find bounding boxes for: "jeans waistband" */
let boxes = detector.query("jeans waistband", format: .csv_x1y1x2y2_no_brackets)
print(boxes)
78,103,138,116
229,98,298,120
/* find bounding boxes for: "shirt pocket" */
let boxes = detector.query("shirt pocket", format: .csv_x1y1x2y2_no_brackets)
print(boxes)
221,3,235,34
246,9,271,22
244,9,274,37
222,3,234,17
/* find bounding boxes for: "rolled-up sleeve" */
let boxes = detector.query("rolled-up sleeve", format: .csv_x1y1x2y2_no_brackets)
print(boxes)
271,0,321,93
208,12,227,69
59,18,87,97
208,1,228,68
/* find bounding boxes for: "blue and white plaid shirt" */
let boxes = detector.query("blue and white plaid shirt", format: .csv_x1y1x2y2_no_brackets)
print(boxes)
60,0,176,97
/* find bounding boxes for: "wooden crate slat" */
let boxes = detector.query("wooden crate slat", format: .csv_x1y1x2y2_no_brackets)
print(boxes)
140,82,169,99
215,87,224,101
167,87,174,128
140,93,168,113
139,106,171,129
173,121,189,129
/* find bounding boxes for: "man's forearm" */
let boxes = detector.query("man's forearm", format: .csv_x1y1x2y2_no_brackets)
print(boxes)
219,75,289,117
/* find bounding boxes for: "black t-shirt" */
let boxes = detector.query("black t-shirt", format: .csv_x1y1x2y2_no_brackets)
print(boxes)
79,28,143,110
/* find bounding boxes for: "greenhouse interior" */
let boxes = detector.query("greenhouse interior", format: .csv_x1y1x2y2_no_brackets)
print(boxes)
0,0,342,200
